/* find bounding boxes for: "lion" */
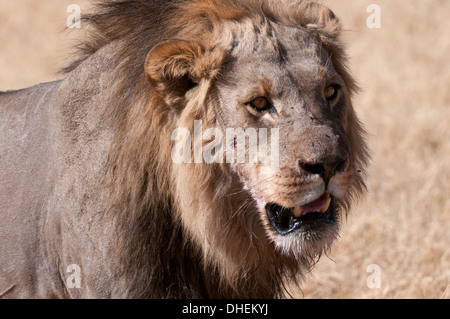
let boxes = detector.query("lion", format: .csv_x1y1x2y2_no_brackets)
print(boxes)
0,0,368,298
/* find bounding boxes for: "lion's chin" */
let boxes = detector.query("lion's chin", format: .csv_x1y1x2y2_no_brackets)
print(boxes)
262,194,339,258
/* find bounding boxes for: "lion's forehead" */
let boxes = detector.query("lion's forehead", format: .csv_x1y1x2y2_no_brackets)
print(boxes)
220,20,325,61
216,20,333,87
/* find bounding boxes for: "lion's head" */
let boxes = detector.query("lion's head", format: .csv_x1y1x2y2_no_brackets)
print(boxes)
72,0,369,298
144,0,368,268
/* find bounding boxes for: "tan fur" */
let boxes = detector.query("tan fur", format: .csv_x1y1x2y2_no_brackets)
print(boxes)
0,0,368,298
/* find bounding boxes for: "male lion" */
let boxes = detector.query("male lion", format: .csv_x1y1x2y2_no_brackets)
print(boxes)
0,0,368,298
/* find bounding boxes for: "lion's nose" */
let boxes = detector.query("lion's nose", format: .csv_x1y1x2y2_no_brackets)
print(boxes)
299,158,347,183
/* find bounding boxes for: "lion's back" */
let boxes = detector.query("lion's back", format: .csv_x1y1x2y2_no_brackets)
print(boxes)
0,43,128,297
0,82,65,297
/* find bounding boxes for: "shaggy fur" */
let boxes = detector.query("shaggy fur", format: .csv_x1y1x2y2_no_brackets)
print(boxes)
0,0,368,298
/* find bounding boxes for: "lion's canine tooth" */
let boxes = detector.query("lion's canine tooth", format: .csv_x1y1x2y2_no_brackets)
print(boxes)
319,197,332,213
293,206,302,218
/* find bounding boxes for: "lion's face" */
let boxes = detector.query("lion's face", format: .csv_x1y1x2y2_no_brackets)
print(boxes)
145,16,365,260
211,23,354,256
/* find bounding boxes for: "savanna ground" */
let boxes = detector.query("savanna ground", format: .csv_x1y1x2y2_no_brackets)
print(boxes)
0,0,448,299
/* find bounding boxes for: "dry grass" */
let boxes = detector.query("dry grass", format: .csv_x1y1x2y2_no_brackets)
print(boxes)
0,0,448,299
0,0,91,90
300,0,450,299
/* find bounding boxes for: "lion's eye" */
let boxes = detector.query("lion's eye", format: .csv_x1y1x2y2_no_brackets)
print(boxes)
249,96,271,111
324,85,339,101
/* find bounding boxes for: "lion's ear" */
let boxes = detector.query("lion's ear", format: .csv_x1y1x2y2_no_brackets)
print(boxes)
299,2,341,40
145,40,225,105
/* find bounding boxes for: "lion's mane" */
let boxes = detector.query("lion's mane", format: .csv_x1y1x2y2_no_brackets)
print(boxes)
64,0,368,298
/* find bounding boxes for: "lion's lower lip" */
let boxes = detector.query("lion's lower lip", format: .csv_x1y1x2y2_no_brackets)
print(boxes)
265,195,336,236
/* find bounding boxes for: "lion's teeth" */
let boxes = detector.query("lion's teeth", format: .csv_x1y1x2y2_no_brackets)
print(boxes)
293,206,302,218
319,197,332,213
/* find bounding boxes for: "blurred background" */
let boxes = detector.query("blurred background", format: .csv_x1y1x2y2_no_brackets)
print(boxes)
0,0,449,298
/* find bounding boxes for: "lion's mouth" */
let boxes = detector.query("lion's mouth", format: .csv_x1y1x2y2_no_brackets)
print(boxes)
265,193,336,236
